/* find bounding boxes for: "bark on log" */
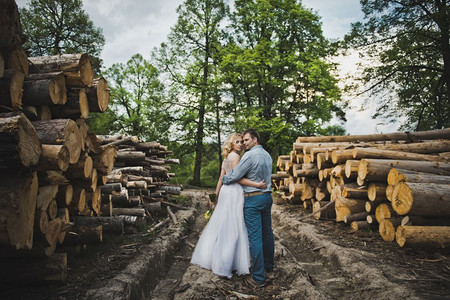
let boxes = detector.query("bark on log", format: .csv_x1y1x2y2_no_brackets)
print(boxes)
391,182,450,216
126,180,147,189
111,166,144,176
387,168,450,186
36,185,58,213
51,88,89,119
23,72,66,105
358,159,450,182
100,183,122,194
34,209,49,236
352,147,445,162
85,77,109,112
0,171,38,249
342,184,368,199
373,140,450,154
36,104,52,120
0,69,24,109
73,216,123,234
85,132,102,154
367,183,389,202
55,184,73,207
335,196,366,222
112,208,145,217
343,211,370,224
32,119,82,164
344,160,360,178
396,225,450,248
68,187,86,214
92,144,117,174
86,187,101,215
36,144,70,172
0,111,41,167
401,216,450,227
0,0,25,49
109,187,129,207
379,218,403,242
7,46,29,76
62,225,102,246
296,128,450,143
64,154,93,179
28,53,93,87
116,150,146,164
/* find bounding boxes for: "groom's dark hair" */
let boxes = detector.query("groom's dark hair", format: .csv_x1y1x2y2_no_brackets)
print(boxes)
243,128,260,143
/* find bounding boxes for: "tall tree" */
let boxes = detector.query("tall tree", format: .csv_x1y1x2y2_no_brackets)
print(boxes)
156,0,227,186
345,0,450,130
87,54,171,143
221,0,344,156
20,0,105,72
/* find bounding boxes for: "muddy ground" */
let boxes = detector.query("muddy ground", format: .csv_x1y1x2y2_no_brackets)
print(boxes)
1,188,449,299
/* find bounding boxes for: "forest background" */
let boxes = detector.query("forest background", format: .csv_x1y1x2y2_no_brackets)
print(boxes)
17,0,450,186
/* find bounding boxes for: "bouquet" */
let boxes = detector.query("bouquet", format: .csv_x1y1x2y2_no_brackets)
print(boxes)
204,208,214,220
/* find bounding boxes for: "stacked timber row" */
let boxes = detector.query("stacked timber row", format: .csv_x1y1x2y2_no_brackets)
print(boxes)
78,134,182,234
272,128,450,249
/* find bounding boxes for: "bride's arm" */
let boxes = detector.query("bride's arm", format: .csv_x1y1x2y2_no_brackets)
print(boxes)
238,178,267,189
213,167,226,206
228,153,267,189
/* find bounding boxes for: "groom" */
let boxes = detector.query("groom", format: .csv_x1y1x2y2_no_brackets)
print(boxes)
221,128,274,287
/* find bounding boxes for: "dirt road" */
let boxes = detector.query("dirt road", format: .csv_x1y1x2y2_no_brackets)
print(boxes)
154,189,449,299
1,189,448,299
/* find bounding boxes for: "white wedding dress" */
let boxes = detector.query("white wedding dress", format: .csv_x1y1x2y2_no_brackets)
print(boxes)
190,160,250,278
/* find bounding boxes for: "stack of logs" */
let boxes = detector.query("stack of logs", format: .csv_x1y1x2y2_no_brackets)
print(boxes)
0,0,181,285
272,128,450,249
82,134,182,235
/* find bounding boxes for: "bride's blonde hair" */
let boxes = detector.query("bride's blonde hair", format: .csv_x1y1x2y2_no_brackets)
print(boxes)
222,133,244,159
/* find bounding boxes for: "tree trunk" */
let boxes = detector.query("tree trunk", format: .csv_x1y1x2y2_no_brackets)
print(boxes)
62,225,102,246
0,69,24,109
352,147,444,162
378,218,403,242
343,211,369,224
28,53,93,87
6,45,28,76
50,88,89,119
367,183,388,202
387,168,450,185
23,72,66,105
375,203,395,223
64,155,93,179
0,112,42,167
0,0,25,49
396,225,450,248
92,145,117,175
112,208,145,217
36,144,70,172
358,159,450,182
32,119,82,164
344,160,360,178
0,170,38,249
296,128,450,143
73,216,123,234
85,77,109,112
391,182,450,216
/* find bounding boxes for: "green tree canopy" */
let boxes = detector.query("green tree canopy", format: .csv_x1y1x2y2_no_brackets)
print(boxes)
20,0,105,72
344,0,450,130
220,0,344,156
156,0,228,185
87,54,172,143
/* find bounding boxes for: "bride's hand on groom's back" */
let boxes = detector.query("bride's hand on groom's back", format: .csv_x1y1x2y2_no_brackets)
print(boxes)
257,180,267,189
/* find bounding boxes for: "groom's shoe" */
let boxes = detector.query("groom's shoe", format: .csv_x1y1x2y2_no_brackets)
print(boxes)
244,275,265,289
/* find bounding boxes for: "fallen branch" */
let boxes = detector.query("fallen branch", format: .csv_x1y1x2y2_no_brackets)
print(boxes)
298,200,335,221
167,206,178,224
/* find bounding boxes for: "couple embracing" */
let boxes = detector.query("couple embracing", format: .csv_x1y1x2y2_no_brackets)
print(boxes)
191,129,274,288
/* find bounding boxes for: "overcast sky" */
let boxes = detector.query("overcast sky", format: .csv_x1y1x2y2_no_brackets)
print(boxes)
15,0,400,134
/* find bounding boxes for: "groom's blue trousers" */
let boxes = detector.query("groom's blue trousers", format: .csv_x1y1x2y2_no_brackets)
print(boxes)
243,193,275,284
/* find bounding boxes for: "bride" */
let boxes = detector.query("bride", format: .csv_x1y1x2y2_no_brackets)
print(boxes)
190,133,266,278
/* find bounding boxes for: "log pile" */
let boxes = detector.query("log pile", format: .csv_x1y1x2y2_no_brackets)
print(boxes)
272,128,450,249
0,0,182,285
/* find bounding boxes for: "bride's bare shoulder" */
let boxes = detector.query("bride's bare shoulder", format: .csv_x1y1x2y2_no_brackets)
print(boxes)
227,152,241,161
